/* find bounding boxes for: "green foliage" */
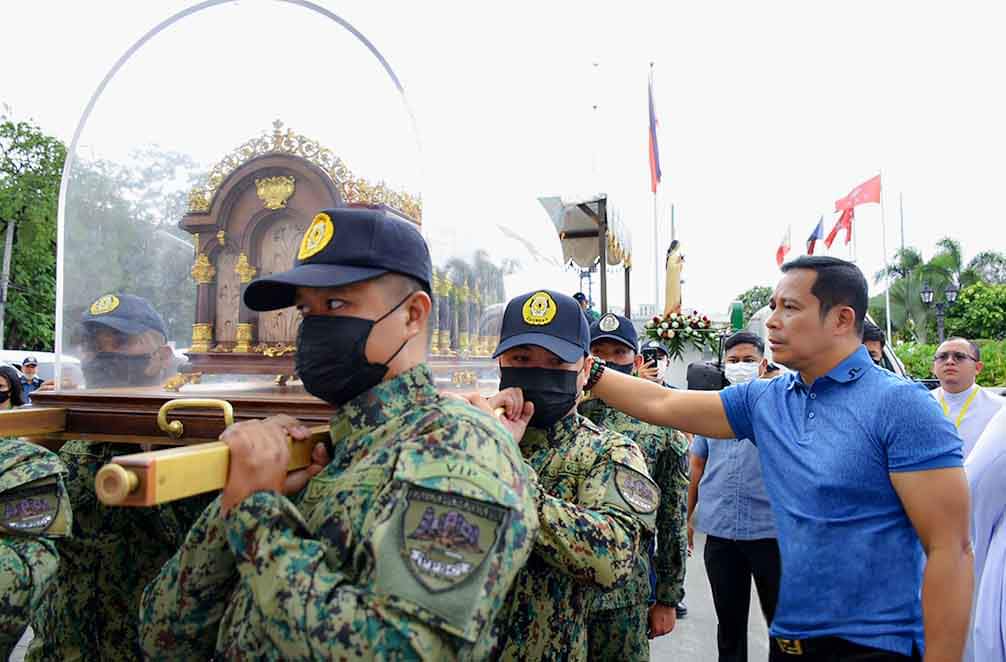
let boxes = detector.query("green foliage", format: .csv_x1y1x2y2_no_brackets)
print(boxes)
0,116,66,350
945,282,1006,341
735,285,773,325
895,339,1006,386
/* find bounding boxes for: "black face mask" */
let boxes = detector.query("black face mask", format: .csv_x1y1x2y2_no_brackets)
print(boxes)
295,295,411,407
83,353,158,388
0,390,9,405
499,366,580,429
609,361,635,376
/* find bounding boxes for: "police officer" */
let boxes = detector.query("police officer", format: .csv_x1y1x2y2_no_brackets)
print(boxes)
18,357,47,405
470,290,658,661
139,207,539,659
580,313,689,659
0,439,71,657
27,294,213,660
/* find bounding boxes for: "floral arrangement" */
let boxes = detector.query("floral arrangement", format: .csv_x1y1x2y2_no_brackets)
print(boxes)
643,310,719,361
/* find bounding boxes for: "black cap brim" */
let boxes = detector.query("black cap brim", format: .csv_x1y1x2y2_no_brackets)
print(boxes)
492,332,586,364
244,263,389,312
82,317,156,337
590,333,636,351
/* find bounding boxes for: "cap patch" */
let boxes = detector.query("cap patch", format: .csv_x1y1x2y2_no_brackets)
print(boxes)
522,291,557,326
298,212,335,260
89,294,120,316
599,314,619,332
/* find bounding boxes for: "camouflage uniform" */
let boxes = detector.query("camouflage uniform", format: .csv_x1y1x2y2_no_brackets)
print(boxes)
496,412,659,662
0,440,71,659
579,397,690,661
27,441,212,661
139,364,539,660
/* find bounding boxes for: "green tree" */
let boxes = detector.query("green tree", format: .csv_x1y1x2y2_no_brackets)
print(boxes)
872,247,931,343
945,282,1006,341
0,115,66,350
735,285,773,325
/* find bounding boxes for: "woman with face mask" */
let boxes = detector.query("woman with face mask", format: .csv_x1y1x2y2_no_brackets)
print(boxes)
481,290,660,662
0,365,27,409
687,332,781,662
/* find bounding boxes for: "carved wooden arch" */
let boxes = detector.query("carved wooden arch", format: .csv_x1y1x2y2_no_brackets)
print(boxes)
179,152,341,360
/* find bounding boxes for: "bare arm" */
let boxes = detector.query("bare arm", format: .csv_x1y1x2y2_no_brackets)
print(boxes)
686,454,706,553
890,468,974,662
590,362,735,438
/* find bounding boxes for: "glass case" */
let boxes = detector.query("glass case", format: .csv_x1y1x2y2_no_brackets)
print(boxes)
35,0,571,443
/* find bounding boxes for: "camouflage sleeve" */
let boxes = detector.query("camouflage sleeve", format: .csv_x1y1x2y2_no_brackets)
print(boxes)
653,431,689,605
139,497,237,660
223,452,535,660
533,440,657,590
0,536,58,657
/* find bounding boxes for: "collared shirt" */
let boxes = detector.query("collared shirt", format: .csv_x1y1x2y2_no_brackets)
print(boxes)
931,383,1004,459
720,346,963,656
963,407,1006,662
692,434,776,541
18,374,43,405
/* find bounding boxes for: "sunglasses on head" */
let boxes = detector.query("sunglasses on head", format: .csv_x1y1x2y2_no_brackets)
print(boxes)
934,351,977,363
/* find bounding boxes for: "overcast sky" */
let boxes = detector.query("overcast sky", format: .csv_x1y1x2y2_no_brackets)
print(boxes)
3,0,1005,318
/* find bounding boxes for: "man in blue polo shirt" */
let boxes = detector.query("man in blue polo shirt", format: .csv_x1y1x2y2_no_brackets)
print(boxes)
578,256,972,661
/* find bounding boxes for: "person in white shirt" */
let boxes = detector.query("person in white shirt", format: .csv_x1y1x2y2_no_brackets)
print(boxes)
931,337,1004,458
964,406,1006,661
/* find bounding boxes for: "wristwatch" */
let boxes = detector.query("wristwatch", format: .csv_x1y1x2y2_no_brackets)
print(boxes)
584,357,606,392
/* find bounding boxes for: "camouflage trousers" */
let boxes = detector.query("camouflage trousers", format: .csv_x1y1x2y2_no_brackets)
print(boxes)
587,603,650,662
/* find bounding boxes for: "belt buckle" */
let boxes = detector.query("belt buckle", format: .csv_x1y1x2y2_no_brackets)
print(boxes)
775,638,804,655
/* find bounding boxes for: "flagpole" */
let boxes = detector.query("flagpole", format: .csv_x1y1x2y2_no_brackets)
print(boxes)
653,188,660,313
880,170,892,342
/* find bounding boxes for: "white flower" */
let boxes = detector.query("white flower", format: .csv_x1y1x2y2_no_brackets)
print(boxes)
660,322,669,330
667,330,676,338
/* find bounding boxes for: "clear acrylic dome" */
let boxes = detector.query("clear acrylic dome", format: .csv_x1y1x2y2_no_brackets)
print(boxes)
55,0,572,396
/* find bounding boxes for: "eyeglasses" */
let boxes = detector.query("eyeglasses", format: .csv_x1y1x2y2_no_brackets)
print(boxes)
934,351,978,364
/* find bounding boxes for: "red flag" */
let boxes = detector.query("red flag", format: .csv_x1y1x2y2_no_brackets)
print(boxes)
776,226,791,267
648,72,662,193
835,175,881,211
824,208,854,248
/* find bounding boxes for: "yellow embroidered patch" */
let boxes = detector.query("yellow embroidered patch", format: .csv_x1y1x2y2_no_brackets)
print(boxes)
298,212,335,260
89,294,120,316
521,291,557,326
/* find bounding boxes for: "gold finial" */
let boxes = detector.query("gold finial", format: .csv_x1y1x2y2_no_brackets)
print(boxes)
234,253,258,284
190,254,216,284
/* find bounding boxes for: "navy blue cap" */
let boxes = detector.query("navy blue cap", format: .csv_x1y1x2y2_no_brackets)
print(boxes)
244,207,432,312
639,339,670,356
572,292,588,302
493,290,589,363
22,356,37,366
590,313,638,351
81,294,168,338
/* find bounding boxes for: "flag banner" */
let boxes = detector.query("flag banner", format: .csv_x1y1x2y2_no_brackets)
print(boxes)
835,174,881,211
776,225,792,267
824,208,854,248
648,72,662,194
806,216,824,255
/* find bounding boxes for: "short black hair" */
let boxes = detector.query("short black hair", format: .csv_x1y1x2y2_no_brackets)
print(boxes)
781,256,868,334
724,331,765,355
862,320,886,347
0,365,26,407
944,336,981,361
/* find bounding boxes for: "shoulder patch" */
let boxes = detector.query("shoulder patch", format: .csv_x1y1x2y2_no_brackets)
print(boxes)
614,464,659,514
402,485,508,593
0,476,64,535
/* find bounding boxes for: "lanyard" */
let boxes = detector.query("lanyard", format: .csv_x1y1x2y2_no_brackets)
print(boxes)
940,387,980,429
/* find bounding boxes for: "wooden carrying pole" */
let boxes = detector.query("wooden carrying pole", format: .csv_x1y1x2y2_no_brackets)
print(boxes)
95,425,332,507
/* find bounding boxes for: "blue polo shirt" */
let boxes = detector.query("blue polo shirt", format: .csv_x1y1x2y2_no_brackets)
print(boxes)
720,346,963,655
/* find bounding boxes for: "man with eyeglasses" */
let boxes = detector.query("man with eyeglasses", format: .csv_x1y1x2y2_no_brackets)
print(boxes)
931,337,1004,459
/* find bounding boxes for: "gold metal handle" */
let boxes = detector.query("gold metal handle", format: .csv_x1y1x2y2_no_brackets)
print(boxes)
96,464,139,505
157,398,235,440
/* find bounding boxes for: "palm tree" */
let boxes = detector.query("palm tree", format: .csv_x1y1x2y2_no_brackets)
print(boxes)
874,247,931,343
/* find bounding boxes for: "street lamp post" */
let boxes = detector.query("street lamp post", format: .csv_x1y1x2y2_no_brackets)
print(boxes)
920,282,959,344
